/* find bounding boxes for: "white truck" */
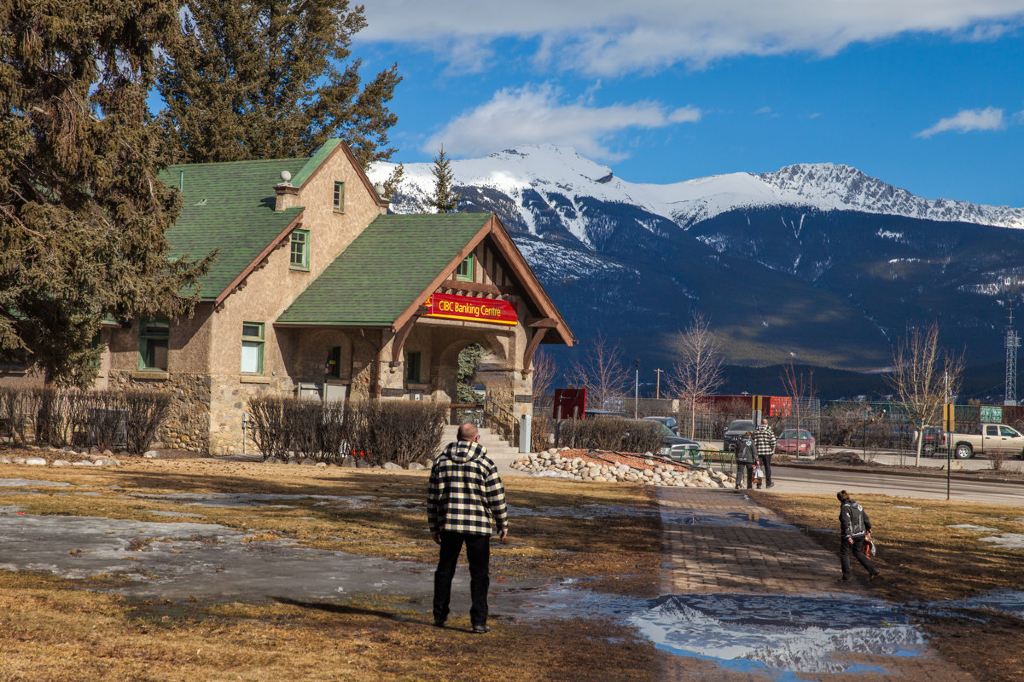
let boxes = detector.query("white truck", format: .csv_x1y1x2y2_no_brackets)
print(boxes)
948,423,1024,459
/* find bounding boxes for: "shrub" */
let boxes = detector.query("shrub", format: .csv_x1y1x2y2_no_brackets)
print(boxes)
245,397,446,465
557,417,663,454
0,387,168,452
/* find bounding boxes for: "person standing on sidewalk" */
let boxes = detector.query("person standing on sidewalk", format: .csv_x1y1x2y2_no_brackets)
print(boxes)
735,432,755,490
753,421,778,488
428,422,509,633
837,490,880,582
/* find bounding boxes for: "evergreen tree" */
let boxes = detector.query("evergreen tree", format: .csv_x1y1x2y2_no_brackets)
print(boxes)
0,2,209,385
430,146,458,213
157,1,400,168
380,163,405,204
456,344,485,404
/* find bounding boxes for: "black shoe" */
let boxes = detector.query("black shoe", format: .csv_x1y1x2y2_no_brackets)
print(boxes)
433,619,445,628
869,573,882,582
838,575,850,582
766,482,775,488
471,624,490,634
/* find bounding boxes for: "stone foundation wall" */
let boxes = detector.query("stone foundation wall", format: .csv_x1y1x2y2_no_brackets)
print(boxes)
207,375,294,456
108,372,212,453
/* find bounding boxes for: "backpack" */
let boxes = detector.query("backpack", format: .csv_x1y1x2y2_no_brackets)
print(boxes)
844,502,867,537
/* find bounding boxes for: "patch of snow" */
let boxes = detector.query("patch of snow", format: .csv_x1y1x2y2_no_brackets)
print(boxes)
947,524,998,532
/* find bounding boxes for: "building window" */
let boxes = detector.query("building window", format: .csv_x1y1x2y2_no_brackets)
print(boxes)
326,345,342,378
405,351,422,383
241,322,265,374
138,319,169,371
455,254,475,282
333,181,345,213
289,229,309,270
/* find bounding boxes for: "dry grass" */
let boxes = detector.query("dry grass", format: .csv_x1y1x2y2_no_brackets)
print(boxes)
756,492,1024,682
0,571,664,682
0,458,668,681
0,457,661,595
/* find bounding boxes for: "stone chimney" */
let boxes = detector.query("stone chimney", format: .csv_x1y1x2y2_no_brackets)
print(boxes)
274,169,299,211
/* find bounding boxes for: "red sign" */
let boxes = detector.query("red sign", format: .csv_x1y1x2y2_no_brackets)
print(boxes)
767,397,792,418
553,388,587,420
423,292,517,326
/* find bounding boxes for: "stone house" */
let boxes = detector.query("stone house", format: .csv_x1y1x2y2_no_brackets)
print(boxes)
10,140,572,455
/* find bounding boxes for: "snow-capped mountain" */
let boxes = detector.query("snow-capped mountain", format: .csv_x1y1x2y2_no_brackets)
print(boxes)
368,146,1024,385
369,145,1024,248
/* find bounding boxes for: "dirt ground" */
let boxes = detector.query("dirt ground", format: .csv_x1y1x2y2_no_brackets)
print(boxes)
0,456,669,681
757,492,1024,682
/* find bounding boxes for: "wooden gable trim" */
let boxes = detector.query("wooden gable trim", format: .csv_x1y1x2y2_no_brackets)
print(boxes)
484,217,574,346
295,141,389,208
214,211,305,307
391,214,575,347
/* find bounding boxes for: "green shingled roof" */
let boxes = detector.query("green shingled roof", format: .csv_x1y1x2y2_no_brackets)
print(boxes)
160,157,307,300
277,213,490,327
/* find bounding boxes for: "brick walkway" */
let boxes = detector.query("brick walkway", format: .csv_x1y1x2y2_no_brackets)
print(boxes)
654,487,973,682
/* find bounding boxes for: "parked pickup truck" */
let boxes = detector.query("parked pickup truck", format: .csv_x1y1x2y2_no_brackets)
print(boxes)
947,423,1024,459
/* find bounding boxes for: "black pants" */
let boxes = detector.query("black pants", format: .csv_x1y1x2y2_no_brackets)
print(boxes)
840,537,878,578
760,455,773,485
735,462,753,489
433,531,491,626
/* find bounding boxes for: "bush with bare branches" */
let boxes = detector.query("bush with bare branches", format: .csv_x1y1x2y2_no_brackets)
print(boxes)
557,417,663,454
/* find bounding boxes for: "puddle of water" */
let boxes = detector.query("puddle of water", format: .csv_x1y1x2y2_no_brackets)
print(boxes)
938,590,1024,620
979,533,1024,550
630,594,923,676
0,478,71,488
666,508,793,530
947,524,999,532
0,509,546,614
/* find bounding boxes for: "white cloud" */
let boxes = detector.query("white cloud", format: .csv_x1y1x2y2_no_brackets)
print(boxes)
360,1,1024,75
424,85,700,160
916,107,1007,138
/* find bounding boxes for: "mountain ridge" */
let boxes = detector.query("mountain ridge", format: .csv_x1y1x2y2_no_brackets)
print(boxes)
366,146,1024,385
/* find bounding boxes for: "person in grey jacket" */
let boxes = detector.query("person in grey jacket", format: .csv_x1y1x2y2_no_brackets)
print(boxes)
735,431,755,490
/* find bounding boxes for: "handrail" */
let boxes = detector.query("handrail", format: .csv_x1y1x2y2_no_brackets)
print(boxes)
483,396,519,446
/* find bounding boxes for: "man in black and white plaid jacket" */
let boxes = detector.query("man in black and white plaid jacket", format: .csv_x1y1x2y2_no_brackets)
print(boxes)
752,421,778,488
428,422,508,634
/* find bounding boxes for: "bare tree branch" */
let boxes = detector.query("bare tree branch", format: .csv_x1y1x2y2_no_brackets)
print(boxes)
568,332,630,410
668,313,724,438
886,322,964,466
780,362,815,436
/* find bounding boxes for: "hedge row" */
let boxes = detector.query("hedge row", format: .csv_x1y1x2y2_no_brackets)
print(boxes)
556,417,664,454
0,387,170,453
247,397,446,466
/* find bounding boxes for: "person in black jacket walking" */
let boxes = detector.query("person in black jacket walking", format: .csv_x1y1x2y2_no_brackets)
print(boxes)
734,432,755,490
837,490,880,581
428,423,509,633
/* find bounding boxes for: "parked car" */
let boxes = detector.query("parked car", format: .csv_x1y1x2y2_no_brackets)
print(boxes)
775,429,816,456
722,419,755,453
652,422,702,464
584,408,628,419
947,423,1024,459
917,425,945,455
644,415,679,434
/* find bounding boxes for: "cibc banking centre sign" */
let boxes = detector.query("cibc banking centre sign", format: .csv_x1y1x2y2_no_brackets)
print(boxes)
422,293,517,326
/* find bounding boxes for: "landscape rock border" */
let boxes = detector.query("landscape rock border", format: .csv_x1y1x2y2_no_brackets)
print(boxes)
511,448,733,488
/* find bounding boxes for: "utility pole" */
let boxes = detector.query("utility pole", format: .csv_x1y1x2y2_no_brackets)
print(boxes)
634,359,640,419
654,368,663,400
1005,305,1019,406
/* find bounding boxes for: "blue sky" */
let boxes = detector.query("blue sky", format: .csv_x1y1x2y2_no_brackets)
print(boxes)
349,1,1024,207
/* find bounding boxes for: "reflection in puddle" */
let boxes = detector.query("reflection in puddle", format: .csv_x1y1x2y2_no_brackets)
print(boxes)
667,508,793,530
630,594,924,675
